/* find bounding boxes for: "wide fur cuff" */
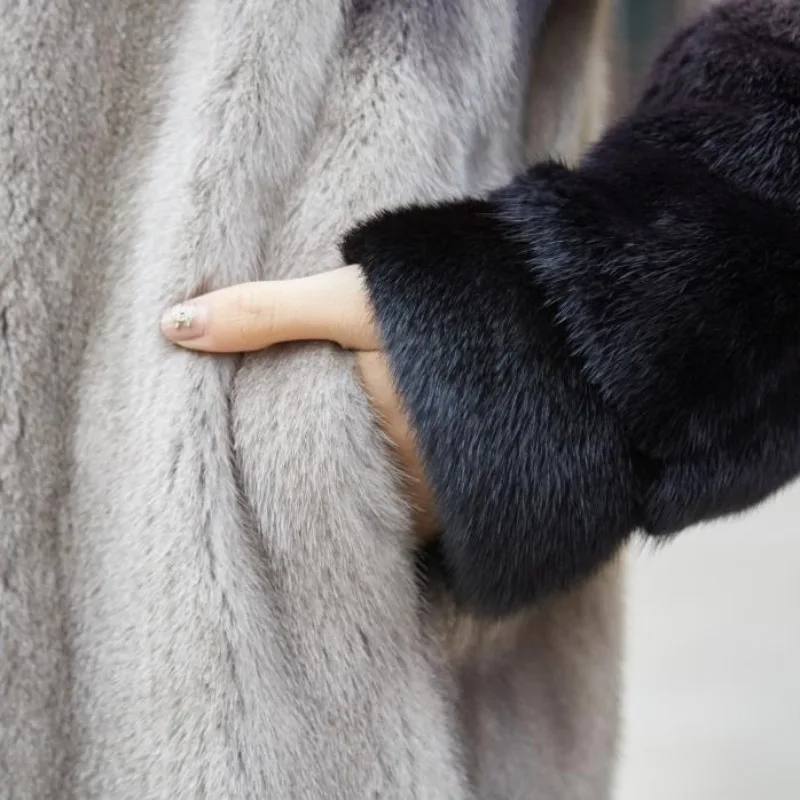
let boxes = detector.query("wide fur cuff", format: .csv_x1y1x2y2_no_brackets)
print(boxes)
342,199,639,615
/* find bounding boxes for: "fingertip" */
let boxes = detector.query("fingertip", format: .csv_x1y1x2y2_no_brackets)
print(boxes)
160,302,208,343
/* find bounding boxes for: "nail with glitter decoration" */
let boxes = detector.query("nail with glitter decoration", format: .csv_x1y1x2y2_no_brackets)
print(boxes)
160,303,207,341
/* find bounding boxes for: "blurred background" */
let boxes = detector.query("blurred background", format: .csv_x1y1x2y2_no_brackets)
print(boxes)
611,2,800,798
614,0,706,92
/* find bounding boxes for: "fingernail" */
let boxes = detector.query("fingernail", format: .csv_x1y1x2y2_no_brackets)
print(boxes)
160,303,207,341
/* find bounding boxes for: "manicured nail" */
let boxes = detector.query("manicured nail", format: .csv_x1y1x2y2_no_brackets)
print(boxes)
160,303,207,341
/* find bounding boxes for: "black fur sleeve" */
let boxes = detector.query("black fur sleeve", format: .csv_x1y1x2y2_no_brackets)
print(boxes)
341,0,800,615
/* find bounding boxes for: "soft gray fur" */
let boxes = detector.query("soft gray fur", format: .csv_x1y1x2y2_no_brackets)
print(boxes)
0,1,622,797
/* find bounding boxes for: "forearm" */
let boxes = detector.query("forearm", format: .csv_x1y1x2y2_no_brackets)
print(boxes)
343,0,800,615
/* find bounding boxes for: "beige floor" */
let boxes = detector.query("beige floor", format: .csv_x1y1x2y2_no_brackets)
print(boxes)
615,483,800,799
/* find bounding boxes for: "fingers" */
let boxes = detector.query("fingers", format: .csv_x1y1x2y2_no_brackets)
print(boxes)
160,265,380,353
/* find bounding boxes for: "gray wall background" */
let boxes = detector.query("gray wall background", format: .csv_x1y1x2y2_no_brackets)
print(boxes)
611,3,800,797
617,490,800,799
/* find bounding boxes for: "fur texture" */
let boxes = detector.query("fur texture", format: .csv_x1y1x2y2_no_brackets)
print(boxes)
344,0,800,615
1,1,622,798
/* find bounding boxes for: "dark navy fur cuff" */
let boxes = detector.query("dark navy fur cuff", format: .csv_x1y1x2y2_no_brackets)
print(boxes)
342,0,800,615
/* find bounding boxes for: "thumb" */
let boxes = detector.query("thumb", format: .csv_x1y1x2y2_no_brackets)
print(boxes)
160,265,380,353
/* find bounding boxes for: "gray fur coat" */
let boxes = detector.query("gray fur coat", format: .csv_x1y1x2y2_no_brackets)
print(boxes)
0,1,622,797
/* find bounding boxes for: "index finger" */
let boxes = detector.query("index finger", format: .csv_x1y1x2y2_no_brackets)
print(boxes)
160,265,380,353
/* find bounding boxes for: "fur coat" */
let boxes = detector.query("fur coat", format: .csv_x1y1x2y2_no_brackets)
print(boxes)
1,1,622,799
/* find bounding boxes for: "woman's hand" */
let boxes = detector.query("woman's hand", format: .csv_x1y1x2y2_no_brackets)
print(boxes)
160,265,441,540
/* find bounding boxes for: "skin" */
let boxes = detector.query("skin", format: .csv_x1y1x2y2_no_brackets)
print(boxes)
160,265,440,539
